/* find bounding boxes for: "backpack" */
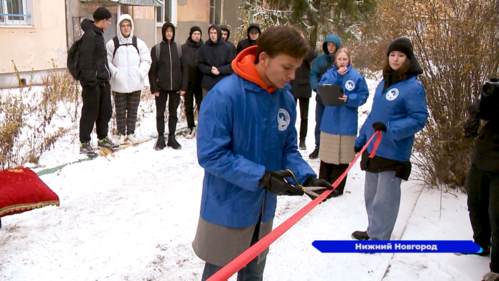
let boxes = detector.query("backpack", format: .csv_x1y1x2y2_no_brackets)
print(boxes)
112,36,139,58
67,39,82,80
154,42,182,62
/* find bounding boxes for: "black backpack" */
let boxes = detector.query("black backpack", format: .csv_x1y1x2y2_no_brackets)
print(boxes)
67,39,82,80
112,36,139,58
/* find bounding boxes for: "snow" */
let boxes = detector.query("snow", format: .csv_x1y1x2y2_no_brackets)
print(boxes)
0,77,490,280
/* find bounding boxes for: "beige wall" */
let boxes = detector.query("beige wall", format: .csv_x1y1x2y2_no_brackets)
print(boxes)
0,0,67,74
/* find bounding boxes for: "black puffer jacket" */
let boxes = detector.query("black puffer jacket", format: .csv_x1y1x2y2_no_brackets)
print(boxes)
472,85,499,172
220,25,236,57
148,22,188,93
79,19,111,87
236,23,261,55
291,47,317,99
182,37,204,89
197,25,234,90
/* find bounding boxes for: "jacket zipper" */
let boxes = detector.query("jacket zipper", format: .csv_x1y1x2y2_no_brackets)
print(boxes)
169,42,173,91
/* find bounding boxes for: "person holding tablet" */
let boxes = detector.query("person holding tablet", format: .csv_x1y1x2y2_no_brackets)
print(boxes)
317,47,369,198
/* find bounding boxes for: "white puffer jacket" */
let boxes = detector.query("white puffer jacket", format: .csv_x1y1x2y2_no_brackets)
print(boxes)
106,14,152,93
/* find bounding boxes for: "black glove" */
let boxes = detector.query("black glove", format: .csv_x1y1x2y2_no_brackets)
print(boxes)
354,146,362,154
302,176,333,201
258,170,304,196
372,122,387,132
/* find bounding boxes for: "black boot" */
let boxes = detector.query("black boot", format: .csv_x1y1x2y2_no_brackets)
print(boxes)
352,231,370,241
167,135,182,150
299,139,306,150
309,147,319,159
155,135,166,150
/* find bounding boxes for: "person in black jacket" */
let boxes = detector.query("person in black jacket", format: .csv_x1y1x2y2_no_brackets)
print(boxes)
181,26,204,139
464,79,499,281
197,24,234,97
236,23,261,55
220,25,236,57
290,32,317,150
78,7,119,157
149,22,188,150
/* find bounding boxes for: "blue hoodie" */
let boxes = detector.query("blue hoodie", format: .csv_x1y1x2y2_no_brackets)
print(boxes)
318,64,369,135
309,34,341,90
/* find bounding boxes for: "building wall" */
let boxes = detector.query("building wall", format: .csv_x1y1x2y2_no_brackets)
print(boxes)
0,0,67,86
223,0,243,42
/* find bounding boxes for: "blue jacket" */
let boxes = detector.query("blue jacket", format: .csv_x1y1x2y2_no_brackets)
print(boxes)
197,74,316,228
309,34,341,90
318,65,369,135
355,76,428,161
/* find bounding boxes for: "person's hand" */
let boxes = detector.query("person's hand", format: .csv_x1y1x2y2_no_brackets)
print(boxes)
258,170,304,196
302,176,334,201
354,146,363,154
179,91,186,96
211,66,220,75
372,122,387,132
338,67,348,76
153,92,160,97
338,94,348,102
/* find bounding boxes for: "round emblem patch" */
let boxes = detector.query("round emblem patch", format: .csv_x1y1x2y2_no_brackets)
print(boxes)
345,80,356,91
278,108,291,131
386,88,399,101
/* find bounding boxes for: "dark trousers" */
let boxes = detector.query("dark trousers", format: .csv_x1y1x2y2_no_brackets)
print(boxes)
201,224,267,281
185,87,203,129
314,98,325,148
294,98,310,141
155,90,180,136
319,161,349,194
466,164,499,272
79,82,112,143
114,91,141,136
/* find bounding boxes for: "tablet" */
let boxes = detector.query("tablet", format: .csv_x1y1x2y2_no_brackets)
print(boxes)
317,84,345,106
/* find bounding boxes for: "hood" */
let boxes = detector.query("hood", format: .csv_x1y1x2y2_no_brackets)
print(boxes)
246,23,261,41
117,14,134,44
162,22,176,42
81,18,102,35
207,24,224,45
231,46,277,94
220,25,231,41
322,34,341,55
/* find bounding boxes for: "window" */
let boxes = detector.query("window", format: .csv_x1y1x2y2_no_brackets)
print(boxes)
156,0,171,23
210,0,222,24
0,0,31,26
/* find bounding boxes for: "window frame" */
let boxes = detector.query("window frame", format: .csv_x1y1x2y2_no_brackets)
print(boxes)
155,0,171,26
0,0,32,26
209,0,222,25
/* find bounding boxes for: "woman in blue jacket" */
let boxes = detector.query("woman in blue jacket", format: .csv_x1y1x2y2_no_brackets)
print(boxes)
352,37,428,241
318,48,369,197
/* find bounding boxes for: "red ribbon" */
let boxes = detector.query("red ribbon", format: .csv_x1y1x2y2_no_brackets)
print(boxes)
207,132,382,281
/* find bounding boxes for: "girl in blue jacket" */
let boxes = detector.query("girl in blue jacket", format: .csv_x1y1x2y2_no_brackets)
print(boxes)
352,37,428,241
318,48,369,197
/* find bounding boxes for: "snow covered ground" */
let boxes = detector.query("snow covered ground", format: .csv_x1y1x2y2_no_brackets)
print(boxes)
0,78,490,280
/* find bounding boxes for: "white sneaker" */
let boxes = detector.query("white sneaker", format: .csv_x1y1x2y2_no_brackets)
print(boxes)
127,134,139,144
116,135,126,145
185,127,197,139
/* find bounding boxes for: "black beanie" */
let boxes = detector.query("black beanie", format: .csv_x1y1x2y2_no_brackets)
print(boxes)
387,37,414,59
189,26,202,37
93,7,112,21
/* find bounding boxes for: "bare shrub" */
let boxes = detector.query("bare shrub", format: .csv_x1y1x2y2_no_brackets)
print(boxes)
354,0,499,190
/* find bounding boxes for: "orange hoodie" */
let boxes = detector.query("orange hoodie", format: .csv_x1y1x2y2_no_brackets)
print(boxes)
231,46,277,94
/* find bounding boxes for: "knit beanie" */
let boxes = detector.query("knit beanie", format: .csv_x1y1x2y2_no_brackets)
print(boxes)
189,26,202,37
387,37,414,59
93,7,112,21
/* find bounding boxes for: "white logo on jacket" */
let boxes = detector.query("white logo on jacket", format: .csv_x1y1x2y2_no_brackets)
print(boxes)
345,80,356,91
386,88,399,101
278,108,291,131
